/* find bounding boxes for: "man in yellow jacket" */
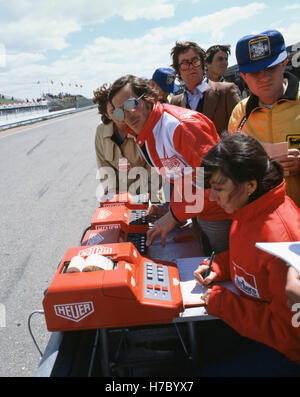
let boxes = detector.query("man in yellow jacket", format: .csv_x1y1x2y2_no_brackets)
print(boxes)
228,30,300,207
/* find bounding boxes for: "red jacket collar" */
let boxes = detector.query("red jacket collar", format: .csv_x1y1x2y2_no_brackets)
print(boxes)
231,181,286,221
135,101,163,147
126,126,136,137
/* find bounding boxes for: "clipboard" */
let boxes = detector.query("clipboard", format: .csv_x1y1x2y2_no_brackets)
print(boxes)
175,257,240,311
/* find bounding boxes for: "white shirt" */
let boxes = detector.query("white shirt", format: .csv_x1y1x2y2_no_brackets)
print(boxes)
184,80,210,110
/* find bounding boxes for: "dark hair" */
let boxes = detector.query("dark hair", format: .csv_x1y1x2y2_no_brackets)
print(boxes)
205,45,231,64
201,134,283,202
108,74,158,105
170,41,206,77
93,83,111,124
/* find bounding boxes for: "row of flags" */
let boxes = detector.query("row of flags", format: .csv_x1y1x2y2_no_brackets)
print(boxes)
37,81,83,88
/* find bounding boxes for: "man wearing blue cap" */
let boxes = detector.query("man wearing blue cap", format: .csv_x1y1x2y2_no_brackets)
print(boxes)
150,67,179,103
229,29,300,207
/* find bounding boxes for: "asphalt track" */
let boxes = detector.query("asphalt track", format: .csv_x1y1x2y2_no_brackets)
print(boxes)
0,108,100,376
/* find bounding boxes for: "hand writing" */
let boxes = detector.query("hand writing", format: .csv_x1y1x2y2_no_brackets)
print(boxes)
194,261,217,286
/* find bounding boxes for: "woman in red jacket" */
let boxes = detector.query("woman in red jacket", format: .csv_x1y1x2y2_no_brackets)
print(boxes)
194,134,300,375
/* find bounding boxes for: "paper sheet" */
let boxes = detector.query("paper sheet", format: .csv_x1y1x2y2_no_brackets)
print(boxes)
260,141,288,159
176,257,207,305
175,257,239,306
255,242,300,274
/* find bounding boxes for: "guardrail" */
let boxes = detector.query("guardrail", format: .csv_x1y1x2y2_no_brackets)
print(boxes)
0,105,97,131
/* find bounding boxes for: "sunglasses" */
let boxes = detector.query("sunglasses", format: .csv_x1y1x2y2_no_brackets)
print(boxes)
179,56,201,71
113,93,145,122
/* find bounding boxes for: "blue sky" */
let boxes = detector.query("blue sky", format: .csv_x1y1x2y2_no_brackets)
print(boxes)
0,0,299,100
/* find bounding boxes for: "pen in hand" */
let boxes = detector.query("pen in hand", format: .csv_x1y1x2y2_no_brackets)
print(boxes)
203,251,215,279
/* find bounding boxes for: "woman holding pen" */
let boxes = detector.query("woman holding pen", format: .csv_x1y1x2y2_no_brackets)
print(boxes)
194,134,300,375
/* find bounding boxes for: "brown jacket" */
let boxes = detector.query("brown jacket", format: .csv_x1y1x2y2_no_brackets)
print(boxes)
171,80,240,135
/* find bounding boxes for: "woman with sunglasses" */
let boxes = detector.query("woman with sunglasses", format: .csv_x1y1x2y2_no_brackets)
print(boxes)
194,134,300,375
93,83,162,201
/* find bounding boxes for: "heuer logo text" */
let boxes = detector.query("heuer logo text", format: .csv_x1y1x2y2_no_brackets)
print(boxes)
54,301,94,322
78,246,113,256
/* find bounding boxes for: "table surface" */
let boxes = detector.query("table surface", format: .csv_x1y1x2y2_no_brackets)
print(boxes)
147,221,215,321
147,220,202,259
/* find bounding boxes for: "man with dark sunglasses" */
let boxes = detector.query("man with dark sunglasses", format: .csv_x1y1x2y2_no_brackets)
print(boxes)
170,41,240,136
108,75,231,252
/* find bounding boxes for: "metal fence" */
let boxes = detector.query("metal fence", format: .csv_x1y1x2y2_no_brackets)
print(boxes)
0,104,97,131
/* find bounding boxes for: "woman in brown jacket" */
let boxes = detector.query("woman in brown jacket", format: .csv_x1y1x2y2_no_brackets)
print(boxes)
93,84,163,202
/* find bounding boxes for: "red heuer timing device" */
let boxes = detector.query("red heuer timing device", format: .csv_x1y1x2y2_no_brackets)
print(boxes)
42,242,184,331
91,205,148,234
82,205,149,255
99,192,149,210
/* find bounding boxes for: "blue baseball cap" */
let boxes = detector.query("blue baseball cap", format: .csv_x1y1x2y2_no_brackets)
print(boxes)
236,30,287,74
152,67,179,93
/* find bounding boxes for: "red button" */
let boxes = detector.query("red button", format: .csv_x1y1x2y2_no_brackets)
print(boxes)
147,284,153,289
155,284,161,291
162,286,168,292
157,264,163,268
